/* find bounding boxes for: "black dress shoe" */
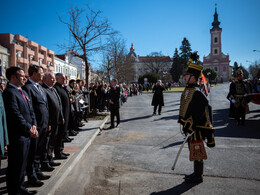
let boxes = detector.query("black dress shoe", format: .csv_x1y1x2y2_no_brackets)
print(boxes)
63,137,73,142
107,126,114,130
55,154,68,159
20,189,37,195
69,131,78,136
61,152,70,156
37,172,51,180
49,161,61,166
71,129,79,134
41,163,55,172
28,178,44,187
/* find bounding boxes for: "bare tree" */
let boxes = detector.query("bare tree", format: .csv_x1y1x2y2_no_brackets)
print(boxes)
249,60,260,79
100,35,135,83
100,54,113,83
142,52,170,74
115,54,135,83
58,4,116,93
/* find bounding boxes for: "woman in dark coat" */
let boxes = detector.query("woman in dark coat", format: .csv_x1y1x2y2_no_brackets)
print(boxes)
152,80,165,115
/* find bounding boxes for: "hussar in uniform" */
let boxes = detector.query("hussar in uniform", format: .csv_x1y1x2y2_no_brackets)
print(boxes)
178,53,215,183
228,69,250,125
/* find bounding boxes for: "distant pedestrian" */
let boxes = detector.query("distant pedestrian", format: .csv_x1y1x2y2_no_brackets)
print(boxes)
108,79,120,129
152,80,165,115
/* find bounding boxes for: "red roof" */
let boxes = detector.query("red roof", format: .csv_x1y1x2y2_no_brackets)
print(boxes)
55,55,65,60
139,56,172,62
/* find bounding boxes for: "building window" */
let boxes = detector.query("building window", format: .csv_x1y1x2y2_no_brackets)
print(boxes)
215,67,218,71
16,42,24,47
214,49,218,54
16,51,23,59
214,37,218,43
223,66,226,71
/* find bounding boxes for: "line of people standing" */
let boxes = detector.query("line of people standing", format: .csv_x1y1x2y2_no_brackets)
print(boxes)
2,65,84,195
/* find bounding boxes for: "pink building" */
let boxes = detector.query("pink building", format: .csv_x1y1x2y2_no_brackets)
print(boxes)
0,33,54,75
203,7,231,82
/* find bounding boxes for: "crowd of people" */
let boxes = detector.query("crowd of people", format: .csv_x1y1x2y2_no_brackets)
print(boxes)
0,65,150,195
0,63,259,194
87,82,144,112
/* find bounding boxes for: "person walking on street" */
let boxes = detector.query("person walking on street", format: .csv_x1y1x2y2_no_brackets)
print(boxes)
178,53,215,183
108,79,120,129
152,80,165,115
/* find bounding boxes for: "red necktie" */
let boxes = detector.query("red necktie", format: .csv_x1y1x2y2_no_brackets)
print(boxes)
19,89,28,104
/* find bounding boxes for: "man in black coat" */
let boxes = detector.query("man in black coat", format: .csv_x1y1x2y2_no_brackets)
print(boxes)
108,79,120,129
42,72,64,167
53,73,71,159
3,67,38,195
23,65,49,186
152,80,165,115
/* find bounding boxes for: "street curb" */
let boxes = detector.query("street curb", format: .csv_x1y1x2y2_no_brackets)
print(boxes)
45,116,109,195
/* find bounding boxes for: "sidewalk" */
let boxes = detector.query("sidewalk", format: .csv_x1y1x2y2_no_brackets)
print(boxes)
0,115,109,195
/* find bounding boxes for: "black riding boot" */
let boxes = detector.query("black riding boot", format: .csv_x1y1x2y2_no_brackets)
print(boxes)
185,160,203,183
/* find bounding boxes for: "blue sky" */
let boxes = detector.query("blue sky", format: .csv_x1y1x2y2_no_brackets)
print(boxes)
1,0,260,69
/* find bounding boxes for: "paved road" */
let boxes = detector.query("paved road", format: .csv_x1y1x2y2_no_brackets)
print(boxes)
56,84,260,195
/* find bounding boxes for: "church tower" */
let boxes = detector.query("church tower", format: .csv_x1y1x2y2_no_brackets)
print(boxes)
203,5,230,82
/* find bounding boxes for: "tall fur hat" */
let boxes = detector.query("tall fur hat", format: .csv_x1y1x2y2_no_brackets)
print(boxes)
186,52,203,78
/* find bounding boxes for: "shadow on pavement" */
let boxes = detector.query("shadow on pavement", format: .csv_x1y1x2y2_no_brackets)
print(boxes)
77,127,100,132
213,108,260,139
161,141,183,149
0,187,7,195
154,115,179,121
120,115,153,123
150,182,199,195
165,108,180,113
0,167,7,195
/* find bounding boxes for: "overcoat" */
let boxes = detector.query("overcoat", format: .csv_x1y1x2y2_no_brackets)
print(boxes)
151,85,165,106
0,92,8,155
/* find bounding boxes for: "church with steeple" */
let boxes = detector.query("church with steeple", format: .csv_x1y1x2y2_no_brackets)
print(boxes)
203,5,231,82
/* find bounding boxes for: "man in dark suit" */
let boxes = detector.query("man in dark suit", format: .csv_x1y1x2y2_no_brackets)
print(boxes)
108,79,120,129
22,65,50,187
3,67,38,195
42,72,64,167
53,73,71,159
